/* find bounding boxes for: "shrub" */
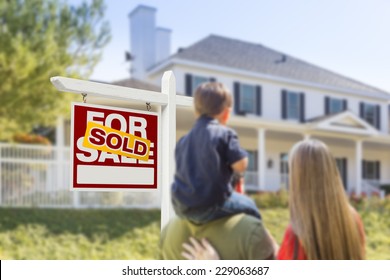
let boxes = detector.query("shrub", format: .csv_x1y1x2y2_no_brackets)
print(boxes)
250,190,289,209
13,133,51,145
349,194,390,213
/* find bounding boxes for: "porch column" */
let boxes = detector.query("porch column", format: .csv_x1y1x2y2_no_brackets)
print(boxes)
355,140,362,196
303,134,311,141
257,128,266,191
55,117,65,192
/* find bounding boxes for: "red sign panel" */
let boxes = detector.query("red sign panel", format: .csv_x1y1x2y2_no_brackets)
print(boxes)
71,103,159,190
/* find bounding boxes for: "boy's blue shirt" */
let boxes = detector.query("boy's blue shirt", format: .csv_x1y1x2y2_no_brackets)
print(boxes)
172,115,247,209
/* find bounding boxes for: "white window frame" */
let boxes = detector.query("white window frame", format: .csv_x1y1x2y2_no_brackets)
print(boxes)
247,150,257,171
239,84,257,114
329,98,343,114
287,91,300,120
192,75,208,95
362,103,377,127
280,153,289,175
364,160,379,180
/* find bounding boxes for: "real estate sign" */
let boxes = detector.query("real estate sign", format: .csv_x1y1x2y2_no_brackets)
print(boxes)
71,103,159,190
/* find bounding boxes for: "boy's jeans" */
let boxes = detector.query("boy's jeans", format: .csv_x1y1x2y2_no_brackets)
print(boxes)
173,192,261,224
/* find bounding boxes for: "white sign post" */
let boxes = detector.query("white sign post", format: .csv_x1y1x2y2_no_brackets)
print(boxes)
51,71,192,230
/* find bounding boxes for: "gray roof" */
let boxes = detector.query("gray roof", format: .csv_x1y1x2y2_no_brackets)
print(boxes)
171,35,390,99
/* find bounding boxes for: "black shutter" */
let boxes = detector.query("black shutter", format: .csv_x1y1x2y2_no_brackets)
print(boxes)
234,82,242,115
280,154,284,173
209,77,216,82
325,96,330,114
375,161,381,180
362,160,366,179
256,85,262,116
343,99,348,111
185,74,192,96
359,102,365,119
282,90,287,119
342,158,348,189
300,92,305,123
376,105,381,130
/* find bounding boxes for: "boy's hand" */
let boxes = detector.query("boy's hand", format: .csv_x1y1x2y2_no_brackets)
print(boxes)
231,157,248,173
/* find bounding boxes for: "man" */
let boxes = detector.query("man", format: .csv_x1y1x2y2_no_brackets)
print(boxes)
161,213,277,260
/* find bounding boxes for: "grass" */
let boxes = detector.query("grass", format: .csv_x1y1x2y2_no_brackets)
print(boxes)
0,204,389,260
0,208,161,259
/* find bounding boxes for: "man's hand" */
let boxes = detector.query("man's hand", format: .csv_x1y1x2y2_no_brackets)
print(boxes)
182,237,220,260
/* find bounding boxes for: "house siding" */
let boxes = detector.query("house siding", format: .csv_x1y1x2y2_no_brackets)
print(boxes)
155,64,389,134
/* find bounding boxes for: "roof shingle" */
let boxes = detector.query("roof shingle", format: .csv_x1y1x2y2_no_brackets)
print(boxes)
171,35,389,99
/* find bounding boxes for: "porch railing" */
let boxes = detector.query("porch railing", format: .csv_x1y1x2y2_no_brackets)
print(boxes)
244,171,289,192
0,143,160,208
1,143,386,208
362,180,385,199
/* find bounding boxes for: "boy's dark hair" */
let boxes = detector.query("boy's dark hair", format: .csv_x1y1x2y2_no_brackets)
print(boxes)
194,82,232,117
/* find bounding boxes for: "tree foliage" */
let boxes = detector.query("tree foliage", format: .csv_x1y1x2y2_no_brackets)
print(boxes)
0,0,110,141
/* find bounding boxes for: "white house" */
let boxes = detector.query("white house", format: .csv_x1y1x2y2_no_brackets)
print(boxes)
2,4,389,209
109,5,390,196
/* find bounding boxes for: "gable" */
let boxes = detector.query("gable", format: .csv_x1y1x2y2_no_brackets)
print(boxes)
329,116,366,129
310,111,378,136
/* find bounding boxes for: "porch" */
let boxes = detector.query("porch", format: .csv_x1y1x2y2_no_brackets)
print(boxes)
232,120,390,198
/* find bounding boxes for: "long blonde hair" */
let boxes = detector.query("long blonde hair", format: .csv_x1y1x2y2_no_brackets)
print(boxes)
289,140,364,259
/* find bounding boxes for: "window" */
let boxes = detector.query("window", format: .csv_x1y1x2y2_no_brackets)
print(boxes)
233,82,261,115
280,153,289,188
287,92,300,119
360,102,380,129
388,105,390,133
185,74,215,96
330,99,343,114
363,160,380,180
282,90,305,122
247,151,257,171
325,97,346,115
362,104,375,126
240,84,257,114
192,76,208,92
280,153,289,174
335,158,347,189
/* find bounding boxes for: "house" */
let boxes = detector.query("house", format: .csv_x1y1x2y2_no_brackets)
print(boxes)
119,5,390,195
2,4,389,210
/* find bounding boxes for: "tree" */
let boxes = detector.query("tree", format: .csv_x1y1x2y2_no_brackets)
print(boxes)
0,0,110,141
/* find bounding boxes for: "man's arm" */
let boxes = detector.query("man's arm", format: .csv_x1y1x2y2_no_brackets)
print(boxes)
247,221,278,260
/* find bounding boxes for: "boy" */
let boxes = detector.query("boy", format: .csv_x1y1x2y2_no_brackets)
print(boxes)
171,82,261,224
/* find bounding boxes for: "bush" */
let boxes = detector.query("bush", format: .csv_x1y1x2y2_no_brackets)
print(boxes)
349,194,390,213
250,190,289,209
13,133,51,145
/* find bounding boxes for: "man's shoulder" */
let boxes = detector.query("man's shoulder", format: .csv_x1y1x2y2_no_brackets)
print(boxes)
227,213,264,230
163,214,261,231
204,213,264,232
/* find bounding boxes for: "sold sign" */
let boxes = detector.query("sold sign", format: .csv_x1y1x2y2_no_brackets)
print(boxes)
83,122,151,161
71,103,159,190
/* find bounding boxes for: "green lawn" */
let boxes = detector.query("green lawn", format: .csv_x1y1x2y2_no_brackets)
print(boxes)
0,205,389,259
0,208,161,259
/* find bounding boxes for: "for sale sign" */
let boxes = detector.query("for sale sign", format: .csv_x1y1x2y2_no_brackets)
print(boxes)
71,103,159,190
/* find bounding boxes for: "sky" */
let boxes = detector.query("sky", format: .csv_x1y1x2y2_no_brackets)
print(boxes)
88,0,390,93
